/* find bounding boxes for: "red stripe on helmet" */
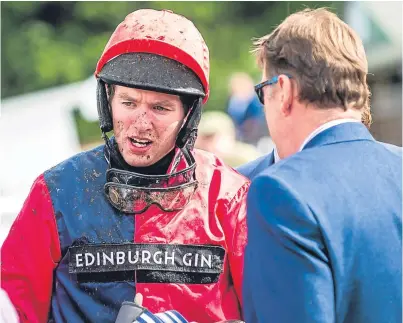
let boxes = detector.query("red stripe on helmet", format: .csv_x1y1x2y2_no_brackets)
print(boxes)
95,39,209,104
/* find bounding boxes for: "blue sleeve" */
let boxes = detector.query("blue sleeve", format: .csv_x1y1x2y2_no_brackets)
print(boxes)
236,158,261,179
243,174,335,323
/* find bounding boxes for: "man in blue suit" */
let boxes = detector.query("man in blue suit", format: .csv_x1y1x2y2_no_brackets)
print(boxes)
242,8,402,323
237,149,274,180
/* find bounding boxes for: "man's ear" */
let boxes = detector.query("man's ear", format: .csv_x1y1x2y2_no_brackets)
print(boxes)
278,75,294,117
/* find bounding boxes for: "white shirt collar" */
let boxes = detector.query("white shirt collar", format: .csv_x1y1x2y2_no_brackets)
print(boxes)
273,148,281,163
273,119,360,163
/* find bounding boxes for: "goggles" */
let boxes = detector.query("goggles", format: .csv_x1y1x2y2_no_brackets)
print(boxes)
104,140,198,214
105,180,197,214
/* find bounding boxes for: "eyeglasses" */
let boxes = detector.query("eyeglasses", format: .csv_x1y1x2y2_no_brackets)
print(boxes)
254,74,292,105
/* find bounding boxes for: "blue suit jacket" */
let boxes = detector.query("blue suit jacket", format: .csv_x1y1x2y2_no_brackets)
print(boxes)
236,150,274,180
243,122,402,323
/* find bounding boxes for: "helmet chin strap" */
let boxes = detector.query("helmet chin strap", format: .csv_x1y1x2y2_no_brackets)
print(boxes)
176,97,202,150
97,78,113,133
102,132,129,170
166,96,202,174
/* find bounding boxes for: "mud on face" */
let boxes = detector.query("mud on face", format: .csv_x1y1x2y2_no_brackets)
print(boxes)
110,85,185,167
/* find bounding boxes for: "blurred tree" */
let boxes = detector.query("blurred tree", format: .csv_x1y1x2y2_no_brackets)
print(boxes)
1,1,343,144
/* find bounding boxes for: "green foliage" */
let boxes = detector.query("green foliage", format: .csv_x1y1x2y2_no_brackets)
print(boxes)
1,1,343,144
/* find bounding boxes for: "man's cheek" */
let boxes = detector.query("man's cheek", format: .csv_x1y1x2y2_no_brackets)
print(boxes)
161,120,183,139
113,120,125,137
167,120,182,132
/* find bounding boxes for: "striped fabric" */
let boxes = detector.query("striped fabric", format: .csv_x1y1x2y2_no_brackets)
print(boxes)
135,309,188,323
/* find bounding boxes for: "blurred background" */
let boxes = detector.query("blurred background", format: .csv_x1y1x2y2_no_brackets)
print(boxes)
1,1,402,244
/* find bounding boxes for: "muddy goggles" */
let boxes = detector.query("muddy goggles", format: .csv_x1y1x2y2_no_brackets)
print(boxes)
104,148,198,214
